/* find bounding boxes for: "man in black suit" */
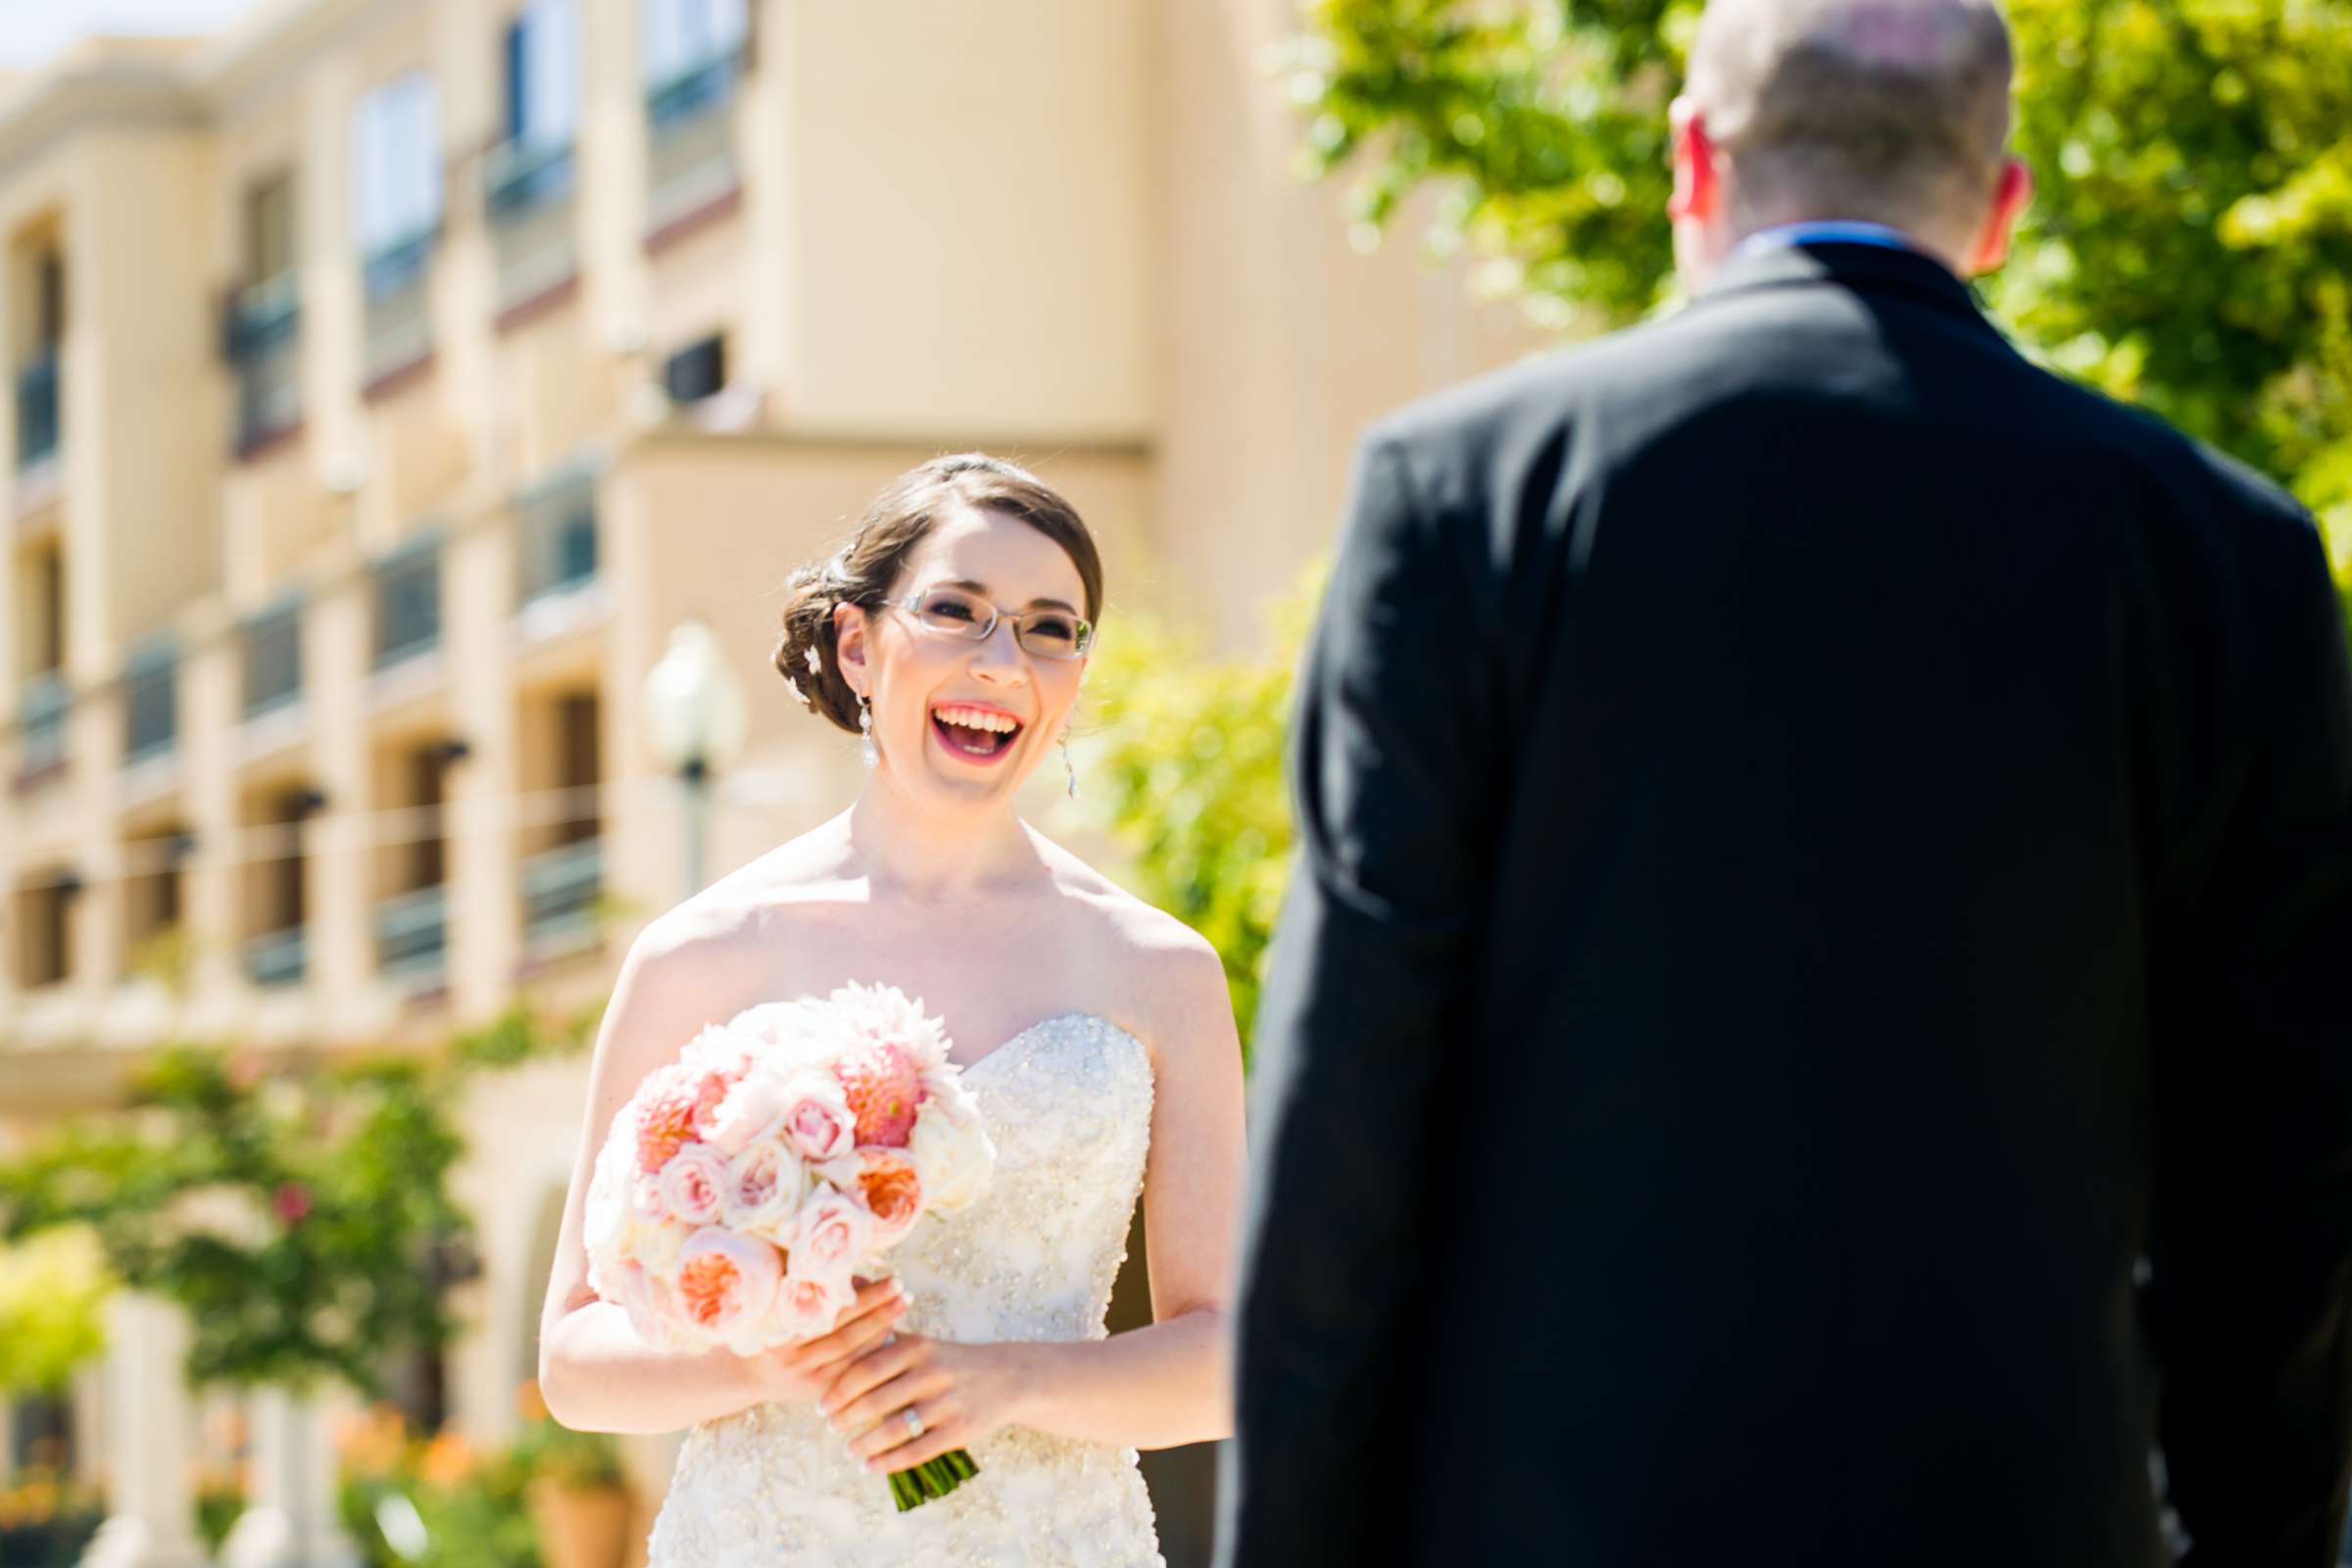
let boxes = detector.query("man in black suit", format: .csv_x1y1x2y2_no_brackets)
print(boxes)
1221,0,2352,1563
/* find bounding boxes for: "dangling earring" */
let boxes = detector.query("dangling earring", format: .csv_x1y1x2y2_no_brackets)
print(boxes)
1061,729,1079,800
858,693,879,769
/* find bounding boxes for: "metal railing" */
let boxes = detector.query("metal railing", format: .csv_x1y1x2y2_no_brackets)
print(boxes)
647,50,741,130
362,228,436,383
16,348,58,471
243,924,308,988
19,669,67,774
376,882,450,987
485,136,576,220
122,642,178,765
522,836,604,953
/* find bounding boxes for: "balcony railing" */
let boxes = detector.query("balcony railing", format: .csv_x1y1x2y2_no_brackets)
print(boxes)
16,348,59,471
376,882,449,987
227,272,302,451
122,642,178,766
241,599,303,719
646,50,741,231
362,228,436,384
647,50,741,130
485,136,576,220
523,836,603,955
19,669,67,774
371,540,442,669
243,924,308,988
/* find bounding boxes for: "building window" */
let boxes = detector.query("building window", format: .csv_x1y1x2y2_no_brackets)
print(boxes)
371,536,443,669
516,469,598,607
16,870,74,988
122,637,178,766
662,333,726,405
15,249,63,472
228,171,302,452
240,598,304,719
643,0,747,118
352,72,440,383
489,0,581,218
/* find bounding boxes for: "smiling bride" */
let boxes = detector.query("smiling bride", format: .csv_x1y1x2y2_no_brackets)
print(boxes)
535,455,1246,1567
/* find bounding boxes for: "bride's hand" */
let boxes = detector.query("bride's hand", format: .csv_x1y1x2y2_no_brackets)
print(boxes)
817,1331,1023,1473
750,1279,909,1406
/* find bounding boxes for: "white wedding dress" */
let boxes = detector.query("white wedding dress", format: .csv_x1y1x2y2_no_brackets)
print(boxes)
645,1014,1167,1568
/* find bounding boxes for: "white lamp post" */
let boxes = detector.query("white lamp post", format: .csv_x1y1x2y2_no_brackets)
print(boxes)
642,619,750,896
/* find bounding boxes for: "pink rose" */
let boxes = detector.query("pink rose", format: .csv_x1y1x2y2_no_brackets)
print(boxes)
673,1228,782,1342
770,1260,856,1342
840,1148,923,1248
656,1146,729,1225
721,1137,807,1239
776,1070,857,1163
792,1189,875,1277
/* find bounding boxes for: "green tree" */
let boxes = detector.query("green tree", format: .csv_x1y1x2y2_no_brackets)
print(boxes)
1084,569,1324,1056
1286,0,2352,592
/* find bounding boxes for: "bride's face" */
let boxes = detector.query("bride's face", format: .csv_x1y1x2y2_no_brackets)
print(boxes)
833,507,1092,811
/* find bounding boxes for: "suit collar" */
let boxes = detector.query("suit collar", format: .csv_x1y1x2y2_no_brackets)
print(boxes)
1697,239,2004,337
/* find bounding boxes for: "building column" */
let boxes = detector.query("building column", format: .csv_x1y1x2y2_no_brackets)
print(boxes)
220,1385,362,1568
79,1292,205,1568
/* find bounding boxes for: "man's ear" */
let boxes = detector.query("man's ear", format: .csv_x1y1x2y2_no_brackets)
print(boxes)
1962,157,2033,275
1668,99,1722,223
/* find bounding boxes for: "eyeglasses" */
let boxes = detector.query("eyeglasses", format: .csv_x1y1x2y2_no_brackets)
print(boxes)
883,585,1094,661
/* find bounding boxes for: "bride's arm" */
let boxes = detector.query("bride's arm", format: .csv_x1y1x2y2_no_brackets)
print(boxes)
822,933,1246,1458
537,924,907,1434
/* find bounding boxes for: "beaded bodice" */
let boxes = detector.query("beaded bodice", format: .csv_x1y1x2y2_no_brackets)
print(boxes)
645,1014,1165,1567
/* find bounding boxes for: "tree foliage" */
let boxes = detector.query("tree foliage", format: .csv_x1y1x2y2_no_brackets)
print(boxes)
0,1003,597,1394
1287,0,2352,585
1084,569,1325,1057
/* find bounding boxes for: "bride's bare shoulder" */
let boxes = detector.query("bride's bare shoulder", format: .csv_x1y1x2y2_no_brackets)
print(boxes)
1027,829,1234,1055
615,827,855,1011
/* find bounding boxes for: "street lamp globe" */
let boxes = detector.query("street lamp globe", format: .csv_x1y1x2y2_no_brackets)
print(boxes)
642,619,749,778
643,619,750,897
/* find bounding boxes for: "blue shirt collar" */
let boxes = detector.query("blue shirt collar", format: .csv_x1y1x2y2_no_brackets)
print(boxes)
1733,221,1922,262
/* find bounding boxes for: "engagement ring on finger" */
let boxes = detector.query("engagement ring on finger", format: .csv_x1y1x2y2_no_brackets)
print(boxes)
902,1406,925,1439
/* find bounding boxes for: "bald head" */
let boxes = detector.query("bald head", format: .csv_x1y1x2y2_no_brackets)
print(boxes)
1687,0,2015,234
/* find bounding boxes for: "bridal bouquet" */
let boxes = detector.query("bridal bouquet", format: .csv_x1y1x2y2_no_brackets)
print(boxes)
583,983,997,1509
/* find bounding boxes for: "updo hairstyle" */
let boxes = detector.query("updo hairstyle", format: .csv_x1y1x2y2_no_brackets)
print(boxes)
773,454,1104,735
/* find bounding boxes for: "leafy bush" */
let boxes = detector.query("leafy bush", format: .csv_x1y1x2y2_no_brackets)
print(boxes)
1085,567,1324,1060
338,1407,541,1568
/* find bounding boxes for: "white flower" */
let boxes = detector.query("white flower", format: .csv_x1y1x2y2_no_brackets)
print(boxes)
907,1092,996,1211
784,676,810,708
706,1068,792,1156
804,646,821,675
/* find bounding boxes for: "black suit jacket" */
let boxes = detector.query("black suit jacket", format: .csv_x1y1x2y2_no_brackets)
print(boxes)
1221,242,2352,1568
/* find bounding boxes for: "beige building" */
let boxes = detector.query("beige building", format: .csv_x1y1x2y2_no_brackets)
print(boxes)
0,0,1541,1559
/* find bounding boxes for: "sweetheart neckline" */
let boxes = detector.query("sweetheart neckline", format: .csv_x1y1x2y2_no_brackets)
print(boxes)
951,1011,1147,1080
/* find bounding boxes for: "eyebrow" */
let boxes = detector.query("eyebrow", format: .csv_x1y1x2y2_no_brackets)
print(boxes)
936,578,1081,615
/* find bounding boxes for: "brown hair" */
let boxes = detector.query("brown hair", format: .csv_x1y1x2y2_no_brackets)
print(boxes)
773,454,1105,735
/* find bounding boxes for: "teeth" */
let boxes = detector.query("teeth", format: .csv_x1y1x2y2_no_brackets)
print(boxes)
934,706,1020,735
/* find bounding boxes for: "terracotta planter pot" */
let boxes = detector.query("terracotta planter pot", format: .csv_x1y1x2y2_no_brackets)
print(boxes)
527,1478,635,1568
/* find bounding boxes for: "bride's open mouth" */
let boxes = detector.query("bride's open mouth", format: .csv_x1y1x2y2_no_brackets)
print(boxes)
930,703,1024,765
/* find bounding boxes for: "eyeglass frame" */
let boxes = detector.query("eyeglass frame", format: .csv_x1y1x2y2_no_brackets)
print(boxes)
874,584,1096,661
